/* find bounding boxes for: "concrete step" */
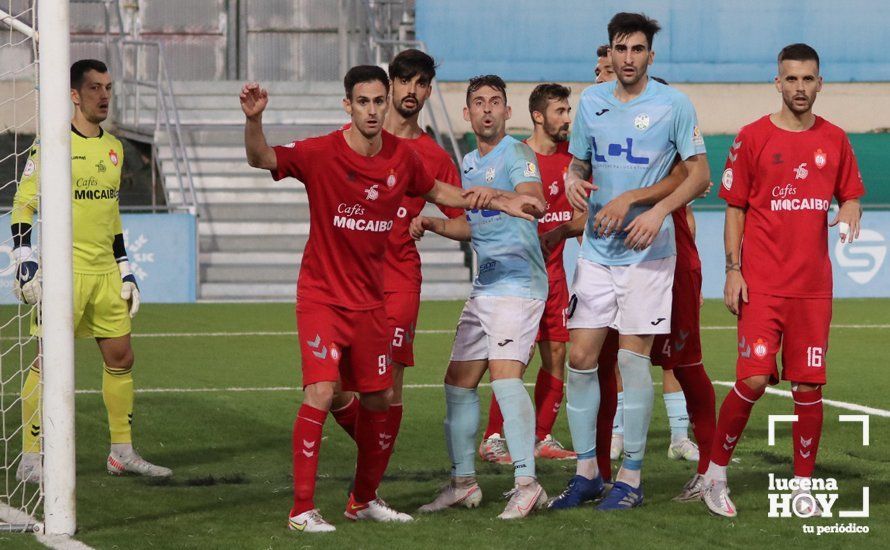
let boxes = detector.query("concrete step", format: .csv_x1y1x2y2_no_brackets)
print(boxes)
165,175,304,190
199,233,465,253
126,109,348,127
198,281,473,302
201,263,470,284
128,94,343,111
200,250,466,266
200,203,312,222
155,126,341,148
170,190,307,205
170,81,343,96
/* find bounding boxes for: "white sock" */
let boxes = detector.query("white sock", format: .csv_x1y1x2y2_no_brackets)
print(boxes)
111,442,134,456
705,462,727,482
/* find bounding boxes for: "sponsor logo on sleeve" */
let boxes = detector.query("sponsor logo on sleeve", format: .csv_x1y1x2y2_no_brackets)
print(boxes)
524,161,537,178
692,125,704,146
722,168,733,191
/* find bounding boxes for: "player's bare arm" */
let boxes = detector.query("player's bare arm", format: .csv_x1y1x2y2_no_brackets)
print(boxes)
425,182,546,221
829,198,862,243
723,205,747,315
540,211,587,256
410,214,471,242
566,156,596,211
623,153,710,250
593,159,687,237
241,82,277,170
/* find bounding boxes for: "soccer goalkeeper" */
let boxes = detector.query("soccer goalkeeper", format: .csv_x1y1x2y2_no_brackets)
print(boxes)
12,59,171,483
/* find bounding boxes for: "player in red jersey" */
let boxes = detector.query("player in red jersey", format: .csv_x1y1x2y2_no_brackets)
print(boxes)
241,65,543,533
327,50,464,466
480,83,578,462
702,44,864,518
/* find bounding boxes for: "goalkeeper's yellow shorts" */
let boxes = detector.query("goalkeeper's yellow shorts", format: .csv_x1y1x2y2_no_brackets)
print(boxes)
31,270,131,338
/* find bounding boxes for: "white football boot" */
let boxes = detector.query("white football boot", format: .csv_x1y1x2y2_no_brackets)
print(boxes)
288,509,336,533
107,446,172,478
702,478,737,517
668,438,701,462
498,481,547,520
345,495,413,522
673,473,704,502
418,479,483,512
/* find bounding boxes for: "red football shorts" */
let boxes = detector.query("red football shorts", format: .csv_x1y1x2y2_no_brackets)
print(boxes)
651,269,703,369
384,291,420,367
296,299,392,393
736,293,831,385
537,277,569,343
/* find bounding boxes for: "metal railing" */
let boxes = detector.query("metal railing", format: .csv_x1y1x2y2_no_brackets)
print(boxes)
113,39,197,215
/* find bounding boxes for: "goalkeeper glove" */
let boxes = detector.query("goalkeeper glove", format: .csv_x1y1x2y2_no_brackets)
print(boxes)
118,260,140,318
12,246,40,305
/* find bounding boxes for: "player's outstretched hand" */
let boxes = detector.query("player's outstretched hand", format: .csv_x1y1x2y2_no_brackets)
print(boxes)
623,206,666,251
462,187,498,210
240,82,269,120
829,200,862,243
724,269,748,316
503,194,546,221
593,193,632,237
566,176,596,212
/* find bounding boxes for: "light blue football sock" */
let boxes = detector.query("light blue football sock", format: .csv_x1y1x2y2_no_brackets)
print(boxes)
663,391,689,442
491,378,536,480
617,350,654,472
614,391,625,435
566,365,600,462
444,384,480,478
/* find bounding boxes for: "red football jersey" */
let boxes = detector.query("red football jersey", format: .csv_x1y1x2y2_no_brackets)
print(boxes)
530,140,574,281
384,132,463,293
272,129,435,310
719,115,864,298
672,207,701,273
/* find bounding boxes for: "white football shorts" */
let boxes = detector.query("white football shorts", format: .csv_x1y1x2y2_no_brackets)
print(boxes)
567,256,676,335
450,295,545,363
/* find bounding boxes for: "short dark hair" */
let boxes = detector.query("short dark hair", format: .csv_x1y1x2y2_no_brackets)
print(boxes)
466,74,507,105
608,12,661,49
596,45,610,58
778,43,820,70
70,59,108,90
529,83,571,120
389,49,437,83
343,65,390,99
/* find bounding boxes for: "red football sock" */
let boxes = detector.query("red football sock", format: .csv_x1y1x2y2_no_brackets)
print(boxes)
330,396,359,441
534,369,564,441
709,381,765,467
383,403,404,463
596,360,618,482
674,363,717,475
484,395,504,439
353,404,392,503
792,387,823,478
291,404,327,517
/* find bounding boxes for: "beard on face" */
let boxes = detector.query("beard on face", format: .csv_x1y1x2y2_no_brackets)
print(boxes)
395,95,422,118
546,121,570,143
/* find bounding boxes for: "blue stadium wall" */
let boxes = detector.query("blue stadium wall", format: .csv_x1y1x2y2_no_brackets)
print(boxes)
416,0,890,82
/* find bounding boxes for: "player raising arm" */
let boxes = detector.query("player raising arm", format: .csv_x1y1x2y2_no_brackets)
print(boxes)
702,44,863,518
241,66,543,533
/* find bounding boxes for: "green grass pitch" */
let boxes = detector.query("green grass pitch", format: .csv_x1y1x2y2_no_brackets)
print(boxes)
1,299,887,549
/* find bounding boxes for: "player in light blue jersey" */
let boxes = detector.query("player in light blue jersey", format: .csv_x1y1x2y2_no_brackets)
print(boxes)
412,75,550,520
549,12,710,512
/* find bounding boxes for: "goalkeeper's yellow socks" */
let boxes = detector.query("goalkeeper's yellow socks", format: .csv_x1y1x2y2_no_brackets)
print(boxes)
103,364,134,444
21,365,41,453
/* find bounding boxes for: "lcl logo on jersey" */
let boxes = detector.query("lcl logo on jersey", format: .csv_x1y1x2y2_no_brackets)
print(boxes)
834,229,886,285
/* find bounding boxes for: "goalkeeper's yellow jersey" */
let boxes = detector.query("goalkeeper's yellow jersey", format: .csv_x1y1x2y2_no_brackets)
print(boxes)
12,126,124,274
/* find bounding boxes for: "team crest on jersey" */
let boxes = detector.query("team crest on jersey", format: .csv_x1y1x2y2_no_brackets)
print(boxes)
634,113,650,131
386,169,397,188
108,149,119,166
524,161,537,178
721,168,733,191
485,167,496,183
365,184,379,201
22,158,35,178
814,148,827,169
753,338,768,359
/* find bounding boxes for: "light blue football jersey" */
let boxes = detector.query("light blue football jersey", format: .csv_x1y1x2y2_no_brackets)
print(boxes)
569,78,706,265
462,135,548,300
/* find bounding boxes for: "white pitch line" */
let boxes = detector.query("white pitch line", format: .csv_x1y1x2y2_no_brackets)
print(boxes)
1,323,885,341
0,503,94,550
712,380,890,418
